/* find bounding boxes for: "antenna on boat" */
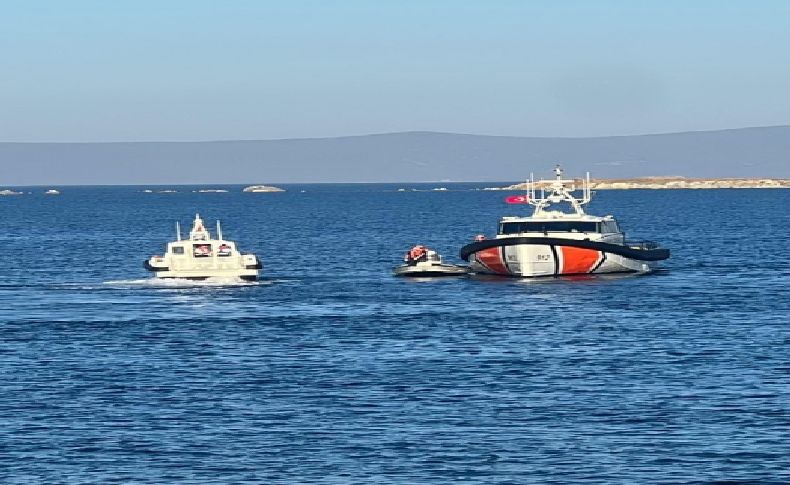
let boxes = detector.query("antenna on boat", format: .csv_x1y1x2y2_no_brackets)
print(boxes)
217,220,223,241
585,171,591,203
530,172,535,202
176,221,182,241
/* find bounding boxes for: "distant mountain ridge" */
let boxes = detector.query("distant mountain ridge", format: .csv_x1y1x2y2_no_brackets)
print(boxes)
2,126,789,185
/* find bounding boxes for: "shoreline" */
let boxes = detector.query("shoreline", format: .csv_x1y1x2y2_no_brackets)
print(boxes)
3,178,790,194
485,177,790,190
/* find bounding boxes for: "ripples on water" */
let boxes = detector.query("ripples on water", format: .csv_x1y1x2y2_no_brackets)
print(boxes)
1,185,788,483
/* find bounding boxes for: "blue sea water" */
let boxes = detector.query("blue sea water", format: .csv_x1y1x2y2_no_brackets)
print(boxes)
1,184,789,484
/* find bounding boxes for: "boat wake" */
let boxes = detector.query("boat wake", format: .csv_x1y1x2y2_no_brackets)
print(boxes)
103,277,264,288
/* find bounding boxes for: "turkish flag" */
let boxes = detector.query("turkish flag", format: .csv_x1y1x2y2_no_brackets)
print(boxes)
505,195,530,204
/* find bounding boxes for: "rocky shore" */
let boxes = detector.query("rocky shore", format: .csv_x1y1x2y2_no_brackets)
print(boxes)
487,176,790,191
243,185,285,193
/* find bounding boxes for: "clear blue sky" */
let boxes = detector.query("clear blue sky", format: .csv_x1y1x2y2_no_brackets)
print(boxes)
2,0,789,141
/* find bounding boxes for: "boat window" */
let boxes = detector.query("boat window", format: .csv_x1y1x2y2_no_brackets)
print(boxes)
499,221,600,234
193,243,212,257
217,243,232,257
172,246,185,255
601,221,620,233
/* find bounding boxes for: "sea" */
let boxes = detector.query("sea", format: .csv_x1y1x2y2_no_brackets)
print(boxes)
1,184,788,484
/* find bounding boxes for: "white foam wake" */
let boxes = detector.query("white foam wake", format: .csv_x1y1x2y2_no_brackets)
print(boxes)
103,277,262,288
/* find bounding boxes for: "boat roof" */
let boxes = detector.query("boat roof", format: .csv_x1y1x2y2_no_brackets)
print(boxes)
500,213,614,223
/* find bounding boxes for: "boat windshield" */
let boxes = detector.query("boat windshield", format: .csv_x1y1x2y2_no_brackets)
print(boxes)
499,221,600,235
193,243,212,257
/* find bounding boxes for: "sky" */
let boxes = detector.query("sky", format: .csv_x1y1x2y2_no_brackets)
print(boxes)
1,0,789,142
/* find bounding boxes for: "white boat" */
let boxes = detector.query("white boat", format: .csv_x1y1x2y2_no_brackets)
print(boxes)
460,166,670,277
144,214,262,281
394,246,470,277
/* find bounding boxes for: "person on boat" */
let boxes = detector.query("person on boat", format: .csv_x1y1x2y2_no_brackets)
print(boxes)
404,245,428,265
218,243,232,256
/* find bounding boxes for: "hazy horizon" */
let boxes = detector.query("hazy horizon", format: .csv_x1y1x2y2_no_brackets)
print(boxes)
3,126,789,186
2,124,789,145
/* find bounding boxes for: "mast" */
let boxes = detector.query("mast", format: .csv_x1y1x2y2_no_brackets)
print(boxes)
189,213,210,240
529,165,593,217
216,220,223,241
176,221,181,241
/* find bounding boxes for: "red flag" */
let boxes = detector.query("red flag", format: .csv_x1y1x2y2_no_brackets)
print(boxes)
505,195,530,204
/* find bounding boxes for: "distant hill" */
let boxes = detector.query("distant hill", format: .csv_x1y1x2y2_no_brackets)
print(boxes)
2,126,789,185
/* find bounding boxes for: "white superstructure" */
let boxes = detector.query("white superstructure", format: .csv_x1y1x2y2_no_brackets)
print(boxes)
145,214,262,281
460,166,669,277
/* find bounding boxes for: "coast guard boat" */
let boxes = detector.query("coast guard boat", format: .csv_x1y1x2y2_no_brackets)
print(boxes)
144,214,262,281
460,166,670,277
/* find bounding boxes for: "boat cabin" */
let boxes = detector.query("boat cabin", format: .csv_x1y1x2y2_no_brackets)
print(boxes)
164,214,242,260
494,166,625,242
498,218,621,236
166,240,238,258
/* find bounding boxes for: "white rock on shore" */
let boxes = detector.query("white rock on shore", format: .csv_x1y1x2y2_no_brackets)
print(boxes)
243,185,285,193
